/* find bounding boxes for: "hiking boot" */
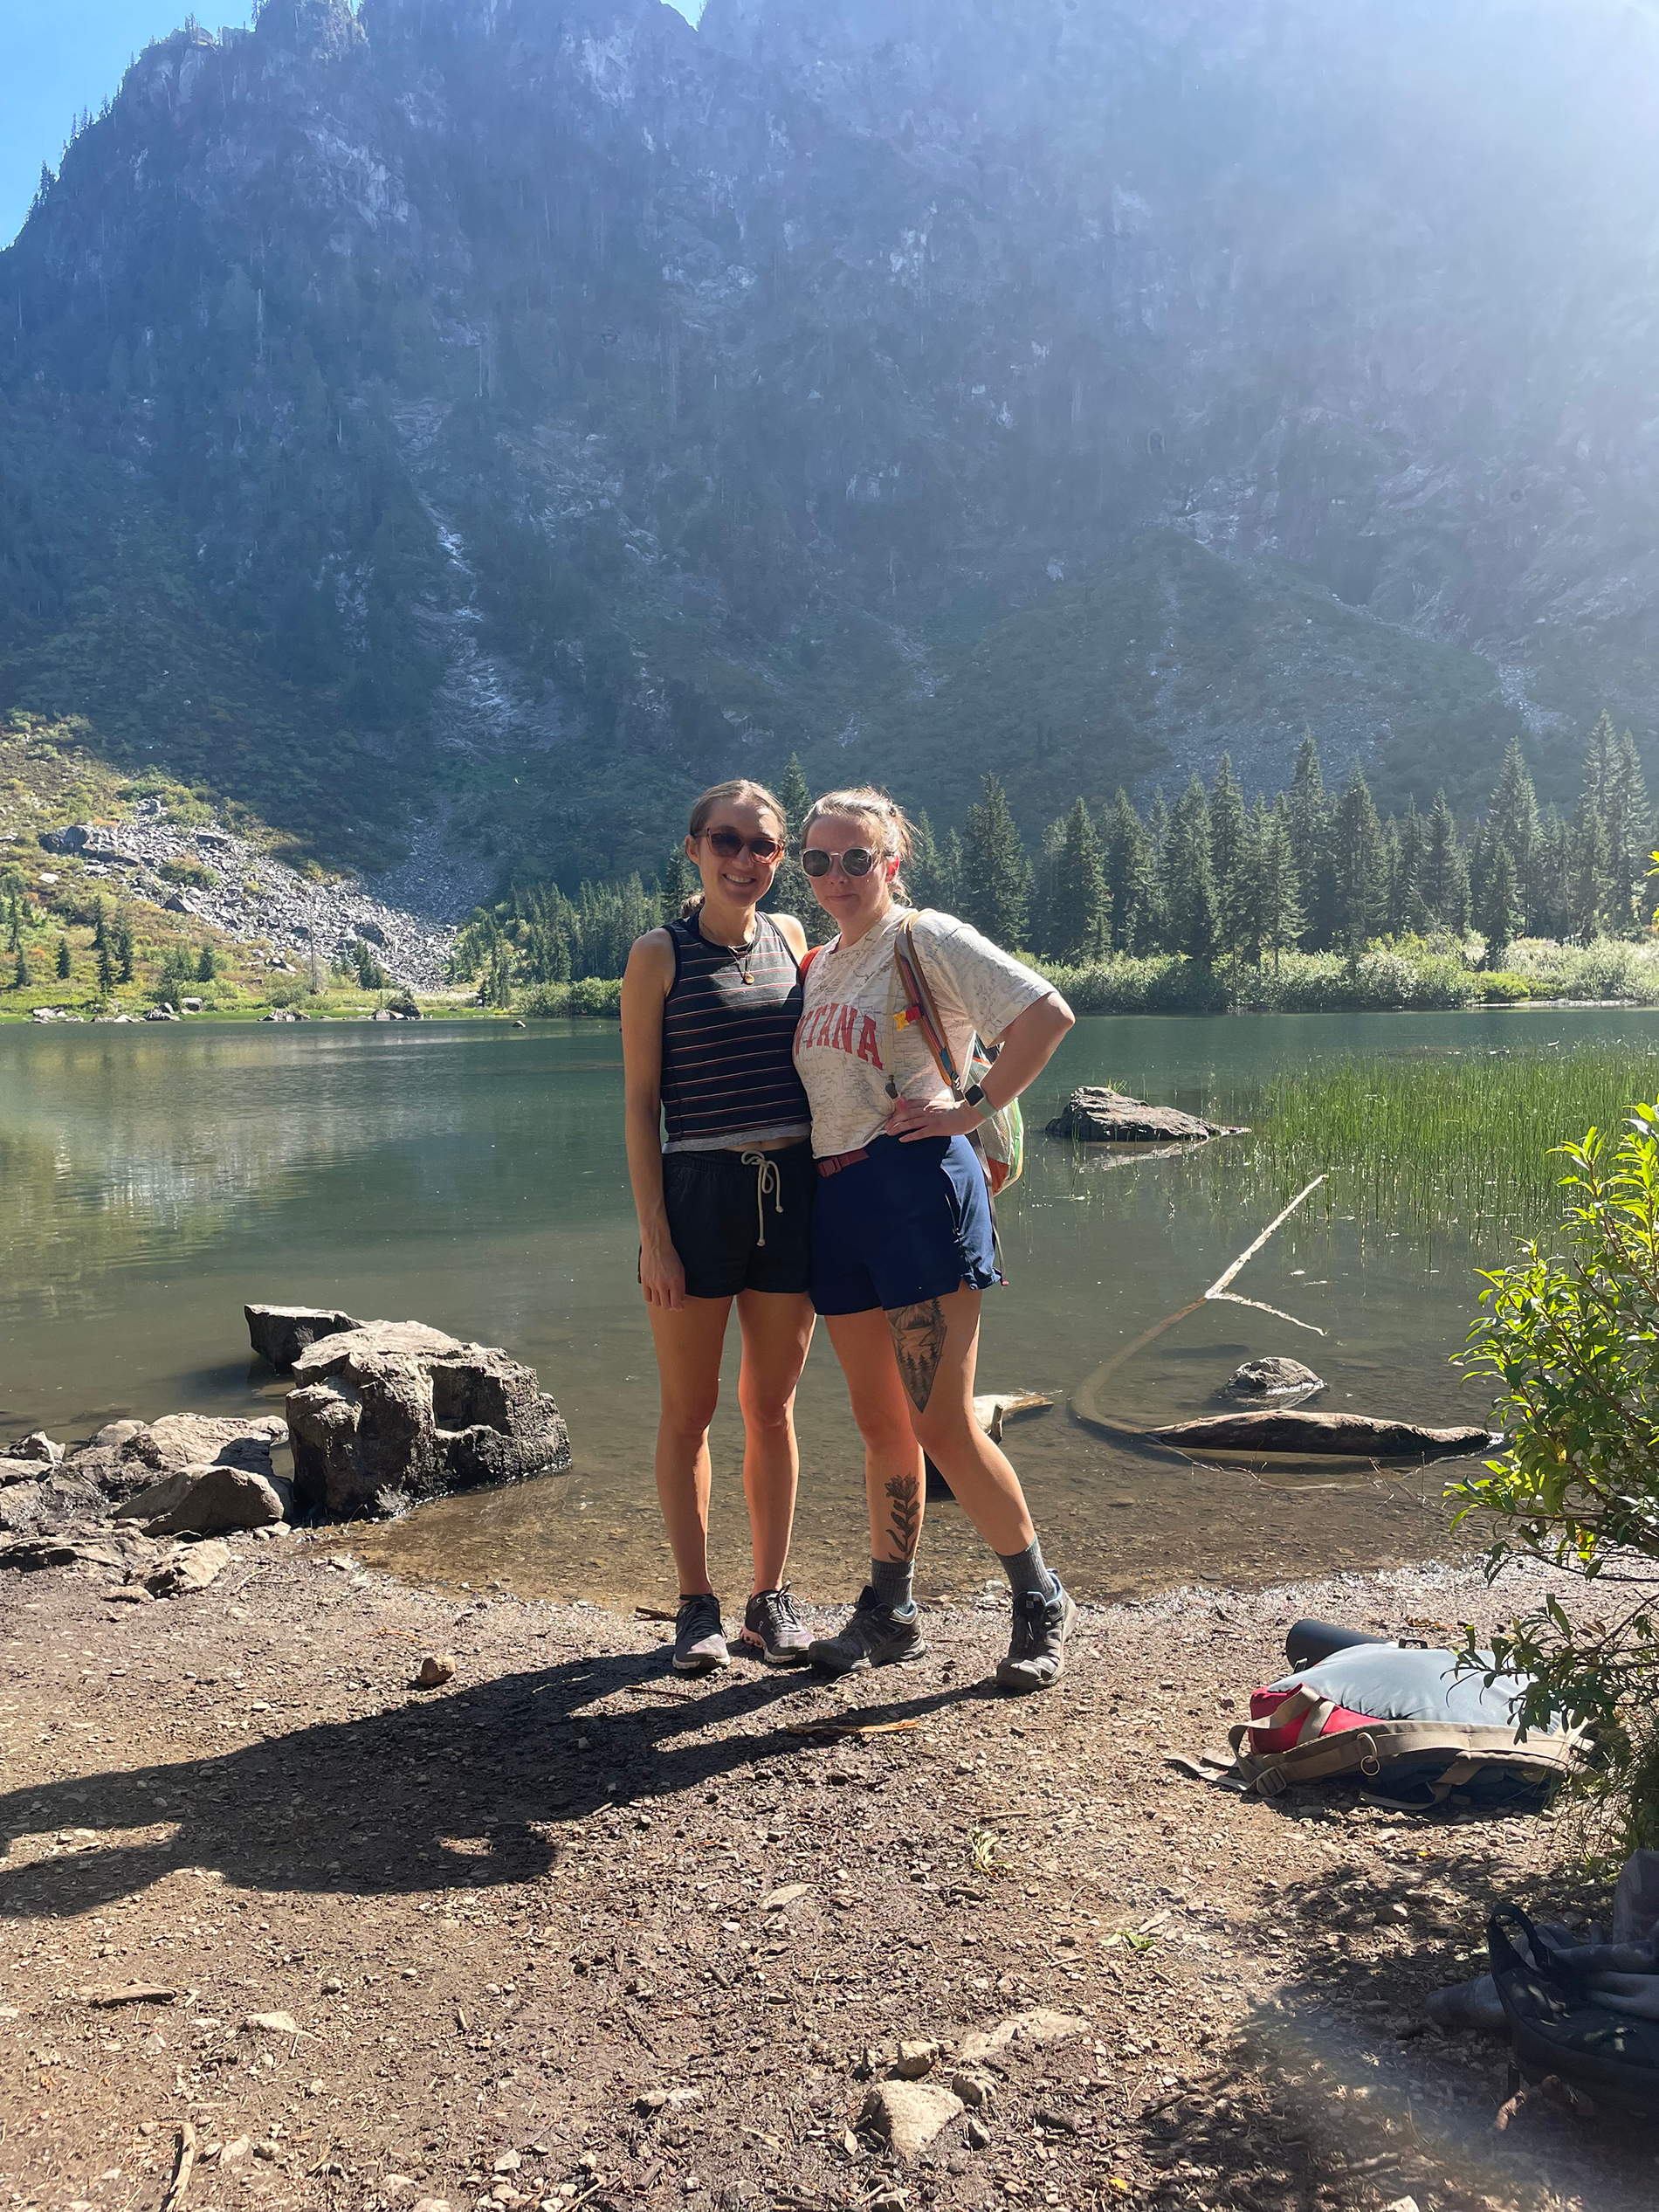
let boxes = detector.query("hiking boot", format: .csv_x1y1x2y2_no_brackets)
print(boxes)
672,1592,730,1676
807,1587,928,1674
739,1586,813,1666
995,1578,1077,1693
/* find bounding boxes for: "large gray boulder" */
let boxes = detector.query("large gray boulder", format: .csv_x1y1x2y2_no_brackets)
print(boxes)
1046,1086,1225,1143
115,1464,293,1535
244,1304,362,1373
285,1320,571,1519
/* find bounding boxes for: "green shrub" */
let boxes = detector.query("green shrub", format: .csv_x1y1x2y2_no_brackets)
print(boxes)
1477,970,1532,1003
568,975,623,1017
1455,1103,1659,1845
159,858,215,888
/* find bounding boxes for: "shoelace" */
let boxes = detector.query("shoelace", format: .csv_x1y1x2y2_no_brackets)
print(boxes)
740,1149,783,1247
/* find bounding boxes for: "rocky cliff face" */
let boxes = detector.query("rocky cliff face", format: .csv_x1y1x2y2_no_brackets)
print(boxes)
3,0,1656,879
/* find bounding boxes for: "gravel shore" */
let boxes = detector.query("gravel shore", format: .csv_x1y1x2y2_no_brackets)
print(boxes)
0,1540,1647,2212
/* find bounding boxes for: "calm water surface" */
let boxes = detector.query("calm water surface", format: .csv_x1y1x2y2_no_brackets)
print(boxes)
7,1008,1655,1608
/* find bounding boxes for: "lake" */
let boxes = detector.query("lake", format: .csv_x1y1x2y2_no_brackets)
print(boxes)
6,1007,1655,1609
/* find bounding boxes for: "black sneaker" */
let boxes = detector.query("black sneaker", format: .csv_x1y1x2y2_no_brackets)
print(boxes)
739,1586,813,1666
672,1592,730,1676
995,1579,1077,1692
807,1586,928,1674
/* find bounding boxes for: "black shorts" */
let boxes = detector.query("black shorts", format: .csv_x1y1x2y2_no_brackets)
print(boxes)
656,1141,814,1299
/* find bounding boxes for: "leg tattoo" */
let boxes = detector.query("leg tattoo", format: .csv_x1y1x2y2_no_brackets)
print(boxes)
884,1467,922,1560
888,1298,947,1417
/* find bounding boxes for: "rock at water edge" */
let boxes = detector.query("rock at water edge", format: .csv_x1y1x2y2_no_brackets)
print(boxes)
116,1464,292,1535
286,1325,570,1519
1222,1356,1325,1399
244,1304,362,1373
1045,1086,1222,1143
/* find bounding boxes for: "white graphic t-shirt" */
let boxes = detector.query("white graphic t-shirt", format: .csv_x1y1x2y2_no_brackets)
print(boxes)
794,906,1053,1158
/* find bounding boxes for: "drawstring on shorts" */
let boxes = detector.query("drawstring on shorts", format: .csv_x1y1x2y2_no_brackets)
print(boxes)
741,1150,783,1247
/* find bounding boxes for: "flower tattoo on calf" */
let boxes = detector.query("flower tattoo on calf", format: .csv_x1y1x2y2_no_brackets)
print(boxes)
884,1467,922,1559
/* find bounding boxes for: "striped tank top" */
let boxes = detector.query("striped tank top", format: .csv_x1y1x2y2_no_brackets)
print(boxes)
660,911,812,1151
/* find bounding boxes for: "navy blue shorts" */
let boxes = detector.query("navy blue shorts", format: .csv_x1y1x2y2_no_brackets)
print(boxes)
810,1134,1002,1316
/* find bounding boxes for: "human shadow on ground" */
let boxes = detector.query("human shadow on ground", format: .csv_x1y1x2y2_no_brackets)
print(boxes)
0,1646,996,1921
1132,1792,1653,2209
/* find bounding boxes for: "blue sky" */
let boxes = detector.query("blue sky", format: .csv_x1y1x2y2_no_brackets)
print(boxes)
0,0,704,249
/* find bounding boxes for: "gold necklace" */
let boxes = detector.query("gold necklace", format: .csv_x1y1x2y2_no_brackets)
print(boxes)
700,917,757,982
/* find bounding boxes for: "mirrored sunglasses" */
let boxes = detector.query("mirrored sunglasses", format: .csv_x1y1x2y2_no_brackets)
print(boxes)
802,846,877,878
705,827,784,861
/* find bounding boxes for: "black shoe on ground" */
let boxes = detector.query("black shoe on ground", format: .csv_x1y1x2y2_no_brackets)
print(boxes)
807,1586,928,1674
672,1592,730,1675
995,1578,1077,1692
739,1586,813,1665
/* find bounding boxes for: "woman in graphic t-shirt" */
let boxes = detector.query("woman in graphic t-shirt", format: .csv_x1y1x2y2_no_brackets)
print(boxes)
791,786,1078,1692
621,779,817,1678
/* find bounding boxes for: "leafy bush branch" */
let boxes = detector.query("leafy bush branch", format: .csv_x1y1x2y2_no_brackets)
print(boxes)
1455,1105,1659,1835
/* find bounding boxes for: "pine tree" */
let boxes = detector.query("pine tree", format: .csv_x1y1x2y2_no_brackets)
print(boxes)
4,898,19,954
55,935,71,980
962,775,1030,947
1163,777,1219,965
1256,802,1304,971
1030,812,1069,958
1048,798,1111,963
11,949,25,991
1331,766,1387,959
1208,755,1247,958
1607,727,1649,933
1488,734,1540,928
97,941,116,996
113,917,134,983
907,812,944,908
1388,801,1428,935
658,844,699,922
196,943,218,982
1285,732,1333,948
1567,801,1611,944
1142,789,1171,951
1102,789,1153,954
1477,840,1523,968
1421,791,1470,934
765,754,821,935
92,898,108,954
937,828,967,916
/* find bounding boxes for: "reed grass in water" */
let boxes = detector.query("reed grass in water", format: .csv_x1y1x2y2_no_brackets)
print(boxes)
1245,1043,1659,1243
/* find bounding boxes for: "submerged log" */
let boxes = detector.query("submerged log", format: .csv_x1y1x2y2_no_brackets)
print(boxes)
1144,1409,1493,1458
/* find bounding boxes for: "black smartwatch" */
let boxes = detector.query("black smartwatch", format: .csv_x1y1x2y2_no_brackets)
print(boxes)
964,1080,990,1115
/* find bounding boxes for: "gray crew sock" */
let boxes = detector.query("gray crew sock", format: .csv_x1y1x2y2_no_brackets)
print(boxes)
870,1556,917,1617
998,1539,1058,1605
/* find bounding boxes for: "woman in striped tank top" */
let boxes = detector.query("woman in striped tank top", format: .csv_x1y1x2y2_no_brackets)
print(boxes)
622,780,818,1677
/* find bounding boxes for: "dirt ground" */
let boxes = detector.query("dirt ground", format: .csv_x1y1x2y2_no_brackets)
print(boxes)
0,1535,1650,2212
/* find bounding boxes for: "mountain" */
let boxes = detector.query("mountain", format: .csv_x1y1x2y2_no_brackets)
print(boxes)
4,0,1658,889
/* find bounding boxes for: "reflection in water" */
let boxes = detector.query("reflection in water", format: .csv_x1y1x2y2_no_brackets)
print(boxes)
8,1008,1659,1606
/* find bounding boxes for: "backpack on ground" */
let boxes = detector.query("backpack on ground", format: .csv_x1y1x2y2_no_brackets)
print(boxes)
1226,1637,1587,1810
1488,1901,1659,2112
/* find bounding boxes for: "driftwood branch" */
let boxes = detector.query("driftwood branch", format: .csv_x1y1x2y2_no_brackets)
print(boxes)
160,2122,197,2212
1144,1409,1494,1459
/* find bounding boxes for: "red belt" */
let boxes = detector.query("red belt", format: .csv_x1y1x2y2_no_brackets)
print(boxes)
816,1147,870,1178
